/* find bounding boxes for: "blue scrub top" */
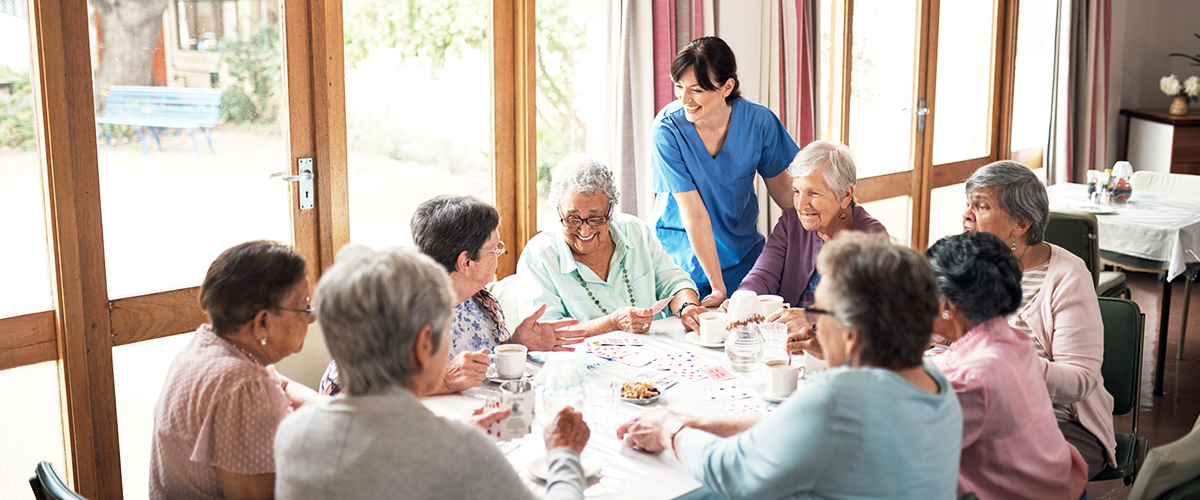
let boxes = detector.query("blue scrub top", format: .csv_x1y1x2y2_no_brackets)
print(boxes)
651,98,800,293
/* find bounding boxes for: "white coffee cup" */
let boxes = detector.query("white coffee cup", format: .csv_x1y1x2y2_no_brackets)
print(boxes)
765,359,802,397
495,344,528,379
698,311,727,344
758,295,785,317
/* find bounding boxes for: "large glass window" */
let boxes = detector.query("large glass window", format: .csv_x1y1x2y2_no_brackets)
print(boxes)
0,3,53,318
534,0,607,233
930,0,996,166
1009,0,1057,165
0,362,69,499
176,0,240,51
89,0,290,299
847,0,919,177
344,0,495,248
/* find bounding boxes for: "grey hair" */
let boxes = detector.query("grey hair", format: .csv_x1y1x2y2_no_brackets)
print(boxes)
965,160,1048,246
314,245,455,396
788,140,858,200
816,232,939,370
547,155,621,209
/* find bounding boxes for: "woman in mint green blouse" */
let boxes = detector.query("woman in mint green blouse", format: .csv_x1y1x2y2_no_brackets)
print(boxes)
517,156,702,336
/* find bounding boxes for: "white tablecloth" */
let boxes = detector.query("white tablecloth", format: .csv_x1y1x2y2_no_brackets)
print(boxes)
421,316,796,499
1047,183,1200,280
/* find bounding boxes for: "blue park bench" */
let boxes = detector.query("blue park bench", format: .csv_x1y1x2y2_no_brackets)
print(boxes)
94,85,223,156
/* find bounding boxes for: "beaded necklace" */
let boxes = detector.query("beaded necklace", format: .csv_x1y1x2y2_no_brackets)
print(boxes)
576,255,636,315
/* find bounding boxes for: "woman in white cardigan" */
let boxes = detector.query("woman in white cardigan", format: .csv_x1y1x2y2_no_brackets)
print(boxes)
961,161,1116,478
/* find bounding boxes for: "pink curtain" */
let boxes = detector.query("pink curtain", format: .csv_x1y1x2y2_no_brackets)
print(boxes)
651,0,705,114
779,0,817,147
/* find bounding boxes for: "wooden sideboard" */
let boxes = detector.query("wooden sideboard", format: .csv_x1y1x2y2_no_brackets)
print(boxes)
1121,108,1200,175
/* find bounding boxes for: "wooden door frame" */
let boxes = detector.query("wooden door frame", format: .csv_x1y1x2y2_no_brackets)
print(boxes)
17,1,344,497
492,0,536,279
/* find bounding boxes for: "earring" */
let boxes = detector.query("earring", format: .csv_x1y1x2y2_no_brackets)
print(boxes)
260,337,267,346
839,210,847,220
942,312,950,319
1010,241,1017,252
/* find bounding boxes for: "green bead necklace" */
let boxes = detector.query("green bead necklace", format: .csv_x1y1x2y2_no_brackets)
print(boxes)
576,255,636,315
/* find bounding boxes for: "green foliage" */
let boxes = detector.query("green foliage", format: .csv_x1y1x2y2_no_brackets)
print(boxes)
0,67,37,150
1169,33,1200,66
343,0,585,194
220,25,281,123
344,0,488,71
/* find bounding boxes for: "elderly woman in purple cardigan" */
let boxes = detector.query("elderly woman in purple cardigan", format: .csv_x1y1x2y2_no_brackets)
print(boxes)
734,140,887,333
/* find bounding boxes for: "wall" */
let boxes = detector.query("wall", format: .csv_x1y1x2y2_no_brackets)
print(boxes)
1111,0,1200,159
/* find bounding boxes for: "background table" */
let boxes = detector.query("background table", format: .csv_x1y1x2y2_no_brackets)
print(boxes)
1047,183,1200,395
421,315,795,499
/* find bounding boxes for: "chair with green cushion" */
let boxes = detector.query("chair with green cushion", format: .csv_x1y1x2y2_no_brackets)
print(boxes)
1045,209,1130,299
1090,297,1149,485
1129,170,1199,360
1127,414,1200,500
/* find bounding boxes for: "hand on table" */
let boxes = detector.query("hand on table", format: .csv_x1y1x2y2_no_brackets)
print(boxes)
544,406,590,454
442,349,489,393
699,287,727,308
678,304,703,332
511,304,587,351
616,407,685,454
467,406,511,430
612,306,654,334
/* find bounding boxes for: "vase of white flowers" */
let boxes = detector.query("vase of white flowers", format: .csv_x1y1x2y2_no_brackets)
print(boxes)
1160,74,1200,115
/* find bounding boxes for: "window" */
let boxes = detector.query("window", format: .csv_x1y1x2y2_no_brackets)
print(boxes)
344,0,495,248
177,0,236,51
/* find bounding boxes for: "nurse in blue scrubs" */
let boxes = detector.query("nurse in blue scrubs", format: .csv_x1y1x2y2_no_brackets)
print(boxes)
652,36,800,306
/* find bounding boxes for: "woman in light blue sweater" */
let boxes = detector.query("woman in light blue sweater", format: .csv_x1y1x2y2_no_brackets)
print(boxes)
617,233,963,500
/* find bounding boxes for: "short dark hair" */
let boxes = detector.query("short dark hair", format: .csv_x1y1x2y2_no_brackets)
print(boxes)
411,195,500,273
670,36,741,104
925,232,1023,327
199,240,307,335
816,232,939,370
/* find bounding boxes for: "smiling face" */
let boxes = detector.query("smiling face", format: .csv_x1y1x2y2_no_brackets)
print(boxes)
793,168,849,233
673,66,733,124
559,191,613,257
962,187,1023,245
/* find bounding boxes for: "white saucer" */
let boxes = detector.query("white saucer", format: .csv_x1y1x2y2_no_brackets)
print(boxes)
486,363,538,384
685,331,725,348
752,381,791,404
619,394,660,405
528,454,601,480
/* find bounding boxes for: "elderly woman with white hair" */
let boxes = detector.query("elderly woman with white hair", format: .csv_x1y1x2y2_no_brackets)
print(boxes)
961,160,1115,479
276,246,591,500
517,156,703,335
738,140,887,308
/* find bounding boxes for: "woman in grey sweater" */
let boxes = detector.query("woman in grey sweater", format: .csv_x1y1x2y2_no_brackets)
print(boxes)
275,245,589,500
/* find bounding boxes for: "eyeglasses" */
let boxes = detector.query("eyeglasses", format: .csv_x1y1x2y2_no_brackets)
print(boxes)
273,306,315,317
804,307,835,325
480,240,506,257
560,204,613,228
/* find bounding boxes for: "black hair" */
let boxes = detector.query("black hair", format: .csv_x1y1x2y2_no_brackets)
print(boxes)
925,231,1023,327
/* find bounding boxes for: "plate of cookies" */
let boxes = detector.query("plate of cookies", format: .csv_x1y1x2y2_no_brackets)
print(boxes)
619,381,661,405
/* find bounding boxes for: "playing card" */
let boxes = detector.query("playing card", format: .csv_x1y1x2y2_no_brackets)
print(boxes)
649,297,672,314
631,370,681,391
703,383,751,401
588,337,645,347
651,352,697,370
671,366,709,382
615,352,656,367
725,401,773,414
587,346,636,360
701,366,734,381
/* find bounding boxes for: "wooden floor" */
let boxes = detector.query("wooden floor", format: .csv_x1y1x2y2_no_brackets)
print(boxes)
1090,271,1200,499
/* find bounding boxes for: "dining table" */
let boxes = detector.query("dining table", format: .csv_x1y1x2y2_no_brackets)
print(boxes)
420,315,802,499
1046,182,1200,396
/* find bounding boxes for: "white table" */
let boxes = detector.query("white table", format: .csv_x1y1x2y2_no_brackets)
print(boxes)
1047,182,1200,395
421,316,792,499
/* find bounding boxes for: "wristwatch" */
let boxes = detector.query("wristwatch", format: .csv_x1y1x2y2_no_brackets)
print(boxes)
675,301,699,317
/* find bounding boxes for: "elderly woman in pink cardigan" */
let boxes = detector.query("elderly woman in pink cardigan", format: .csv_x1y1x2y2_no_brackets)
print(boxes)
962,160,1115,479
